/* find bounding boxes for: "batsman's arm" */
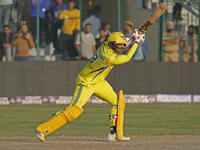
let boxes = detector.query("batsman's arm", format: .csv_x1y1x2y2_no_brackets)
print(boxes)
108,43,138,65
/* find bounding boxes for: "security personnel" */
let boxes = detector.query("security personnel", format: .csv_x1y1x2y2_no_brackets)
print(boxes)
163,21,180,62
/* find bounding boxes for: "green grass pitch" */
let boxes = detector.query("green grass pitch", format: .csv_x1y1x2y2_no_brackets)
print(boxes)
0,103,200,137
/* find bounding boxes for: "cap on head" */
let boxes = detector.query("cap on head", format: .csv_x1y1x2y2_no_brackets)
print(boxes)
167,21,174,29
125,21,134,28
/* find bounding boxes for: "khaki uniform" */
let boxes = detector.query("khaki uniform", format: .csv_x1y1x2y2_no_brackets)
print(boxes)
180,35,198,62
163,31,179,62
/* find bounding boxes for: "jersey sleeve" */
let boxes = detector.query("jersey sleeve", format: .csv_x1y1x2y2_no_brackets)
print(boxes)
108,43,138,65
58,11,65,20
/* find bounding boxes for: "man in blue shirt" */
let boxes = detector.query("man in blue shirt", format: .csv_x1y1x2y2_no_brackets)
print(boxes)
49,0,67,52
30,0,48,46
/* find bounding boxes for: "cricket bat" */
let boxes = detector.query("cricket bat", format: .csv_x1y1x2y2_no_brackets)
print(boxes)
127,3,166,45
138,3,167,34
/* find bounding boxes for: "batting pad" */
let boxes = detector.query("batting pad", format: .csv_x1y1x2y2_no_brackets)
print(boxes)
36,106,83,136
117,90,125,140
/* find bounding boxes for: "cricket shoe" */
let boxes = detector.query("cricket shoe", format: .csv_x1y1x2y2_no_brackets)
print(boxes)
107,133,130,142
34,128,45,142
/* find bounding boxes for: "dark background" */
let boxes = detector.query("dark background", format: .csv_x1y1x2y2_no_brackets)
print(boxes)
0,61,199,96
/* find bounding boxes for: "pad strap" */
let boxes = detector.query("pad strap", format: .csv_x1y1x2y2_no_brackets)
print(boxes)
111,105,118,108
109,114,118,119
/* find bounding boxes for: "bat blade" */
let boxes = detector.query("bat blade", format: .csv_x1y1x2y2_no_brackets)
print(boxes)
138,3,167,34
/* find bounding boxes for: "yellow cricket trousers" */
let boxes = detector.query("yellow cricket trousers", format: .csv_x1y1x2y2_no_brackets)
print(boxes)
69,79,118,127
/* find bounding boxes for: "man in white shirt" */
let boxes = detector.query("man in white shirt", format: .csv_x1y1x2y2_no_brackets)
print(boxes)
75,23,96,60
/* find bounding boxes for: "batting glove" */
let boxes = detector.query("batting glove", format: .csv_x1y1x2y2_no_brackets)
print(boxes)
133,29,145,44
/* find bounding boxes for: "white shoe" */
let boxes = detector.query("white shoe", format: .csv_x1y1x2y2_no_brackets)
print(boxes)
107,133,117,142
118,135,130,141
34,128,45,142
107,133,130,142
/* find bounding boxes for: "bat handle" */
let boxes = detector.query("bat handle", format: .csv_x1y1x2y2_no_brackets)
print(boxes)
126,36,135,47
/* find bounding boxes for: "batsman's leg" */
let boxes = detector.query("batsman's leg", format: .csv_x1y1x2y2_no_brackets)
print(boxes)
116,90,130,141
35,82,94,142
35,106,83,142
94,80,130,141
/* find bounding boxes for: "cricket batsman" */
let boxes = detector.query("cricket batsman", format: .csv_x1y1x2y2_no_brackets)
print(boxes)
34,29,145,142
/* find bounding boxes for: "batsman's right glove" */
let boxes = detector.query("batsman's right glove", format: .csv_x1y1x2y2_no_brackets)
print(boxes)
133,29,145,44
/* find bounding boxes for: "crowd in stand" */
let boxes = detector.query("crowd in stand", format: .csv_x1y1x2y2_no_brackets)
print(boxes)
0,0,198,62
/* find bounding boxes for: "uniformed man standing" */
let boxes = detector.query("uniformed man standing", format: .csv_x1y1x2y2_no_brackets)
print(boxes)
163,21,180,62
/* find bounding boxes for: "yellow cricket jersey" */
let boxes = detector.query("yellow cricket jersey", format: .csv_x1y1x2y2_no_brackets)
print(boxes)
59,9,80,35
77,41,138,85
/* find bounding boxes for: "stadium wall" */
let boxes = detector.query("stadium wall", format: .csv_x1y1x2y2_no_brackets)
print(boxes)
0,61,200,97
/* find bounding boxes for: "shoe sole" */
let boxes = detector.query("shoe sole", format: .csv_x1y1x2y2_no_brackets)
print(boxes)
118,139,130,141
118,137,131,141
107,139,117,142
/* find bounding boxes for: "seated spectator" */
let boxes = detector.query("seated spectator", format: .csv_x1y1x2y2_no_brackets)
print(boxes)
75,23,96,60
48,0,67,50
83,8,101,38
121,21,134,36
180,25,198,62
96,28,107,49
11,24,35,61
163,21,180,62
0,25,15,61
96,22,111,39
102,22,111,37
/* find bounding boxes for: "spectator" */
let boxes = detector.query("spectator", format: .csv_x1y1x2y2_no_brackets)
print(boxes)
163,21,180,62
0,0,13,26
173,3,183,21
96,22,111,39
96,28,107,49
53,0,80,57
93,5,106,27
67,30,79,59
131,39,149,61
121,21,134,36
44,0,51,45
75,23,96,60
180,25,198,62
16,0,31,27
103,22,111,37
30,0,48,47
0,45,3,61
83,8,101,38
48,0,67,50
10,0,17,23
0,25,15,61
11,24,35,61
195,25,198,35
